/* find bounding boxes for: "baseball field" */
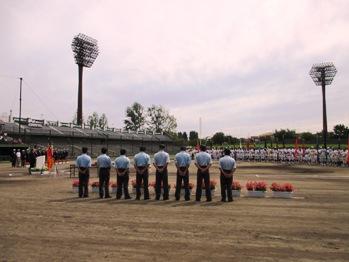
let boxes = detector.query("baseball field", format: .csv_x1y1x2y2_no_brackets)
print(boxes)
0,161,348,261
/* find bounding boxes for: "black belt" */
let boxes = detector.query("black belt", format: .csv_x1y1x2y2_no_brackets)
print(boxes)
117,168,126,172
179,167,187,171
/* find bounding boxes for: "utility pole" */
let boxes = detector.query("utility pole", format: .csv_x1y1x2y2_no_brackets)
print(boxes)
19,77,23,138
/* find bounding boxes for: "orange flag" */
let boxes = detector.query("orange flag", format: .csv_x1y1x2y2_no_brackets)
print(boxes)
47,144,54,170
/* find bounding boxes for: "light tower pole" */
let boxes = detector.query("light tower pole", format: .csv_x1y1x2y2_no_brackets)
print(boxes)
309,62,337,149
71,33,99,126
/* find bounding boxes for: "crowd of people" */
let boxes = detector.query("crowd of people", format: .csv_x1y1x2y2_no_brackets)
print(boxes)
10,147,69,168
188,147,349,167
76,145,237,202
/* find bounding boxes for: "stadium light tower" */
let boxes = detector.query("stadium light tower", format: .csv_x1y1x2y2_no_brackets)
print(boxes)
309,62,337,149
71,33,99,126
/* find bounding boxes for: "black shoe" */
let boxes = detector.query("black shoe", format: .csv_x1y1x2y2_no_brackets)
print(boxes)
185,198,190,201
206,199,212,202
116,196,121,200
196,199,201,202
175,198,180,201
105,195,111,198
135,197,140,200
125,196,131,200
83,195,88,198
228,199,233,202
163,197,169,201
221,198,226,202
155,197,160,201
144,197,150,200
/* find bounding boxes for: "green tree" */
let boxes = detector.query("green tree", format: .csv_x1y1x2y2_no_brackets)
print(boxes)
189,131,198,142
98,113,108,129
300,132,315,143
333,124,349,148
124,102,146,131
147,105,177,133
212,132,225,145
182,131,188,141
87,112,99,129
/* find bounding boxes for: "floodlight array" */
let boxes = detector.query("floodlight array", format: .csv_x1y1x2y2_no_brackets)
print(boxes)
309,62,337,86
71,33,99,68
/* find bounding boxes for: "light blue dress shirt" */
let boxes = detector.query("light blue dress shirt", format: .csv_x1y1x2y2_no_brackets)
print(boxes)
114,155,130,169
219,155,236,171
175,151,191,167
134,152,151,167
154,150,170,166
96,154,112,168
76,153,92,168
195,151,212,166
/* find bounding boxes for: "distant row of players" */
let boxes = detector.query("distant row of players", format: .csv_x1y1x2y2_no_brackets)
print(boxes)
189,148,349,167
10,148,69,168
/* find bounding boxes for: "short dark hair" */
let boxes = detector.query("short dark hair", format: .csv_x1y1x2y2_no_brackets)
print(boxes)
140,146,146,152
200,145,207,151
101,147,107,154
120,149,126,155
224,148,231,155
180,146,186,151
159,144,165,149
82,147,88,154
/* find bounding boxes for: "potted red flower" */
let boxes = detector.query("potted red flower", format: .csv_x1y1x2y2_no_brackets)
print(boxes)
232,181,242,197
131,179,146,194
110,182,117,194
174,182,194,196
270,182,294,198
90,181,100,193
201,180,217,196
149,181,171,194
72,180,79,193
246,181,267,197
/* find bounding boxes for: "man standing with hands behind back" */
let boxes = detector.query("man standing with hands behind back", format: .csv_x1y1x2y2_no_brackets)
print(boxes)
153,144,170,200
134,146,151,200
114,149,131,200
96,147,112,198
195,145,212,202
219,148,237,202
175,146,191,201
76,147,92,198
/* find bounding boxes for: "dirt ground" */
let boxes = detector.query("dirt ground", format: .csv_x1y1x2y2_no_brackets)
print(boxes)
0,161,349,262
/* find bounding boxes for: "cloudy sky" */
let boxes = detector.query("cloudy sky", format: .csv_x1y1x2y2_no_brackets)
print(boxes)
0,0,348,137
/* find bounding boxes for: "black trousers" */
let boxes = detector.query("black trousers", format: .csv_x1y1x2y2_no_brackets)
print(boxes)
195,168,212,201
136,168,149,199
117,169,130,199
98,167,111,198
220,171,233,201
175,168,190,200
78,168,90,197
155,168,169,200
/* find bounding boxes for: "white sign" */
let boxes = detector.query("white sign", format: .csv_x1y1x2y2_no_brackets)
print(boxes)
36,156,46,169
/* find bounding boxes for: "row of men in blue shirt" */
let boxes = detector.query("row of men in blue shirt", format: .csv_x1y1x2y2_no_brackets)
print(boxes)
76,144,237,202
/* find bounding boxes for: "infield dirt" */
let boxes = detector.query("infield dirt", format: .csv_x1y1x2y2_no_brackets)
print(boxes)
1,161,348,261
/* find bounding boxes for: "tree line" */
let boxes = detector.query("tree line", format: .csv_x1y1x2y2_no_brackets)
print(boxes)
73,102,177,134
